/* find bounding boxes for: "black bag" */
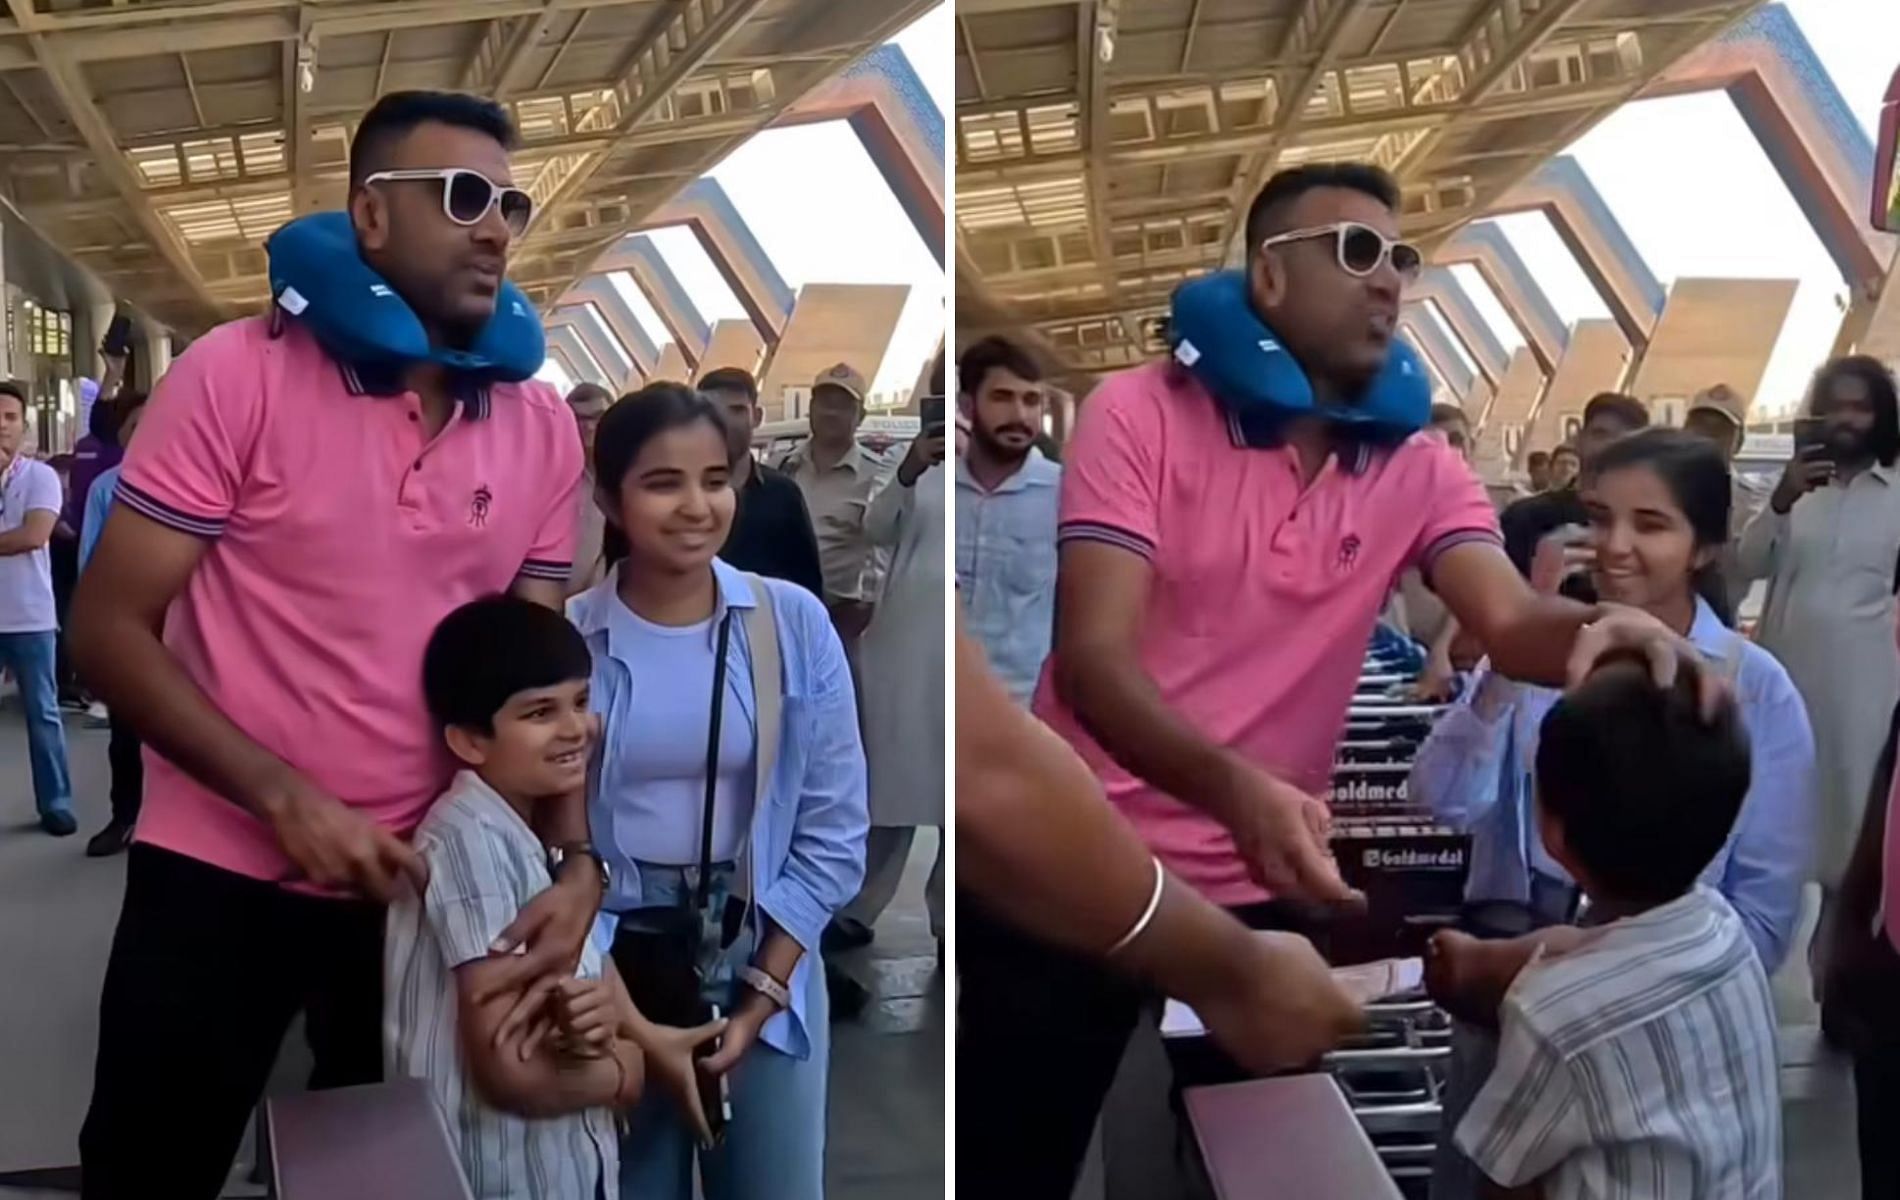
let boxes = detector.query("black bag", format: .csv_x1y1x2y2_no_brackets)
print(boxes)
610,609,735,1029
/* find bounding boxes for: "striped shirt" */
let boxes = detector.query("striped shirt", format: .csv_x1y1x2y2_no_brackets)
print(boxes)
1457,886,1781,1199
384,771,616,1200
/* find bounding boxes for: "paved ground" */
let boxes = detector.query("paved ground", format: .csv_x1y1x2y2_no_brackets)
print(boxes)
0,705,942,1198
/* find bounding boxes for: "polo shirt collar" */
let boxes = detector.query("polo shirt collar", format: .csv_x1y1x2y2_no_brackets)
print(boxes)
955,447,1060,495
338,358,494,421
1218,408,1375,475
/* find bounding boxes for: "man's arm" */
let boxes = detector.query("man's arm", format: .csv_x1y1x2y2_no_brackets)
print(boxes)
454,955,640,1119
1428,541,1591,687
959,621,1363,1072
0,509,55,555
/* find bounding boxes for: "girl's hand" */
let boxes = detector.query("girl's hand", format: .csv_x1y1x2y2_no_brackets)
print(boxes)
646,1018,729,1144
699,1000,771,1077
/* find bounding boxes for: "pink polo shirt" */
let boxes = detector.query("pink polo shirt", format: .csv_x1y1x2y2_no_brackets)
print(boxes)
116,317,583,882
1031,362,1500,906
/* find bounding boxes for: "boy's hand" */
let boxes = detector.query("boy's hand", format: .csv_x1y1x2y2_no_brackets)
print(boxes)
1426,927,1599,1028
477,868,602,1008
552,977,615,1058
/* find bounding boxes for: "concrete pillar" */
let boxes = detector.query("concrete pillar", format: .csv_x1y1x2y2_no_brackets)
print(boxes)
0,229,10,380
144,326,173,384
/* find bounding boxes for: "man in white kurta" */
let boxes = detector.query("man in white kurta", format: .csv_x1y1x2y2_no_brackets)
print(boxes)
844,428,946,943
1737,359,1900,906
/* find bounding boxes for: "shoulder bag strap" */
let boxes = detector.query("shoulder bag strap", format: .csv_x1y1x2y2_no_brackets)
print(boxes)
694,609,735,912
743,574,784,802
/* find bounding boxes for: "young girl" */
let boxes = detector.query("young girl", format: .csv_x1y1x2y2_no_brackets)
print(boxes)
568,382,868,1200
1412,428,1815,1198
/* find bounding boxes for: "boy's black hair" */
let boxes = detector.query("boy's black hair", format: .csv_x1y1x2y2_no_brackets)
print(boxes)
1535,655,1751,906
349,91,518,189
422,594,592,733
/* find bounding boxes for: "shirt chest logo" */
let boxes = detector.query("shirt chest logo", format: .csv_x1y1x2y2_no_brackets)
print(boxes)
469,483,492,528
1337,533,1361,570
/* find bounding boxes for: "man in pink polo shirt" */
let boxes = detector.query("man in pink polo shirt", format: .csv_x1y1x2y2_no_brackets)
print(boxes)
958,162,1712,1196
70,92,600,1200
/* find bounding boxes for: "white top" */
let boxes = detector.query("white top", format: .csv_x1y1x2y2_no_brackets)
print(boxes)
383,771,618,1200
0,456,60,634
859,462,946,827
1457,886,1781,1200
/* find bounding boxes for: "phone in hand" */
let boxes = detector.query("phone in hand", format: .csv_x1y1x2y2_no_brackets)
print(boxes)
101,314,133,360
1794,416,1836,463
694,1003,731,1146
920,394,946,440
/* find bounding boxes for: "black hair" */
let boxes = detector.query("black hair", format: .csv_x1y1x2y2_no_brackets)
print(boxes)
88,391,121,442
1551,444,1580,463
1536,654,1751,906
958,336,1041,398
422,594,592,734
1244,163,1401,255
1581,392,1650,434
1429,403,1468,428
696,367,760,404
114,391,150,428
594,381,735,566
349,91,518,189
1526,450,1551,468
565,382,612,409
0,380,26,417
1591,428,1735,626
1811,355,1900,467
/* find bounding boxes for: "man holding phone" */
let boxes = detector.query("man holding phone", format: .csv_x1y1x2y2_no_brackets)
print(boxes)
835,361,947,950
1738,356,1900,956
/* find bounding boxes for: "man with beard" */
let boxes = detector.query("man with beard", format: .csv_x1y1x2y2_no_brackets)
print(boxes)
1738,356,1900,969
960,162,1715,1197
700,364,825,600
71,91,601,1199
954,334,1059,704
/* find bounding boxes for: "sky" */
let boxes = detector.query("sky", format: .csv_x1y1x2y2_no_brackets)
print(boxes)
540,4,949,404
1443,0,1897,419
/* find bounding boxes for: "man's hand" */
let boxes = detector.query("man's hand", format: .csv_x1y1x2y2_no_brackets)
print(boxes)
1771,445,1834,514
1412,643,1458,703
1190,929,1364,1074
1529,525,1594,596
1564,604,1725,717
258,771,426,902
830,599,875,642
1209,755,1362,906
699,998,771,1077
896,430,946,487
642,1018,728,1144
478,867,603,1009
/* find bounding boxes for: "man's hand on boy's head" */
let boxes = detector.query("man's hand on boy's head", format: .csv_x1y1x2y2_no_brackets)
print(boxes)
1565,604,1728,720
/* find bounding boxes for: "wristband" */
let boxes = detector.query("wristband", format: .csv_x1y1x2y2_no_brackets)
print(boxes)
1106,856,1166,957
738,965,791,1010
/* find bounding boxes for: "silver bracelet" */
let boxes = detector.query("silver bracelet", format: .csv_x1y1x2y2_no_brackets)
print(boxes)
1106,857,1166,957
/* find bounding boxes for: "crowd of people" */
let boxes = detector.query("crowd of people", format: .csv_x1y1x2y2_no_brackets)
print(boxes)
0,89,949,1200
952,158,1900,1200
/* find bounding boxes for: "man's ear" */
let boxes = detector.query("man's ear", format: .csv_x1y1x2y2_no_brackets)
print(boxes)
444,724,489,769
1250,248,1287,312
749,405,763,432
350,186,390,253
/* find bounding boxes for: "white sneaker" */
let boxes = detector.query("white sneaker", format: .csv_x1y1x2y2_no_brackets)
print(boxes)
86,701,110,727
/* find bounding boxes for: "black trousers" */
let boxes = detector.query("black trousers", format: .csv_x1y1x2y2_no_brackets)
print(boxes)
79,845,384,1200
105,714,143,826
1857,1049,1900,1199
50,536,77,697
956,891,1314,1199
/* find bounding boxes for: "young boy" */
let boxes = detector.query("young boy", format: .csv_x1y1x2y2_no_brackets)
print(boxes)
386,594,642,1200
1427,656,1779,1200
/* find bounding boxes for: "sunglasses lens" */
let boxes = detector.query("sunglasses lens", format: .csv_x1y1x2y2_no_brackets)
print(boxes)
445,171,494,224
1340,226,1385,274
1391,242,1422,278
499,189,534,235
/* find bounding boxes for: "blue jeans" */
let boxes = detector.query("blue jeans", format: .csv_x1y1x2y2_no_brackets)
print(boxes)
616,863,829,1200
0,631,73,818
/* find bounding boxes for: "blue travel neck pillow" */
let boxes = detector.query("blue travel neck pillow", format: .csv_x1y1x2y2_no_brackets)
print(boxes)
1167,270,1430,448
264,211,544,382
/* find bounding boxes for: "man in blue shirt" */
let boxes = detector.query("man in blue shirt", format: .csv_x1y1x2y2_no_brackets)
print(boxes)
78,390,146,856
954,335,1060,705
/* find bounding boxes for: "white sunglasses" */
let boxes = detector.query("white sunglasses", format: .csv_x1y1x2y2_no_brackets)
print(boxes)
363,168,534,236
1260,220,1422,281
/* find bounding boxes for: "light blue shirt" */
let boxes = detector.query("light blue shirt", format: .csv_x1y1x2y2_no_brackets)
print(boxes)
569,560,868,1060
1409,597,1815,971
79,464,120,572
955,450,1061,704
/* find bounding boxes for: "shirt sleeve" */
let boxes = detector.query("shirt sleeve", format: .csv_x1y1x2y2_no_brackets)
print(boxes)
421,822,522,970
22,461,60,515
1456,997,1585,1187
518,404,585,584
1717,658,1816,973
1406,438,1503,580
1057,371,1165,560
79,470,117,571
114,327,257,539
